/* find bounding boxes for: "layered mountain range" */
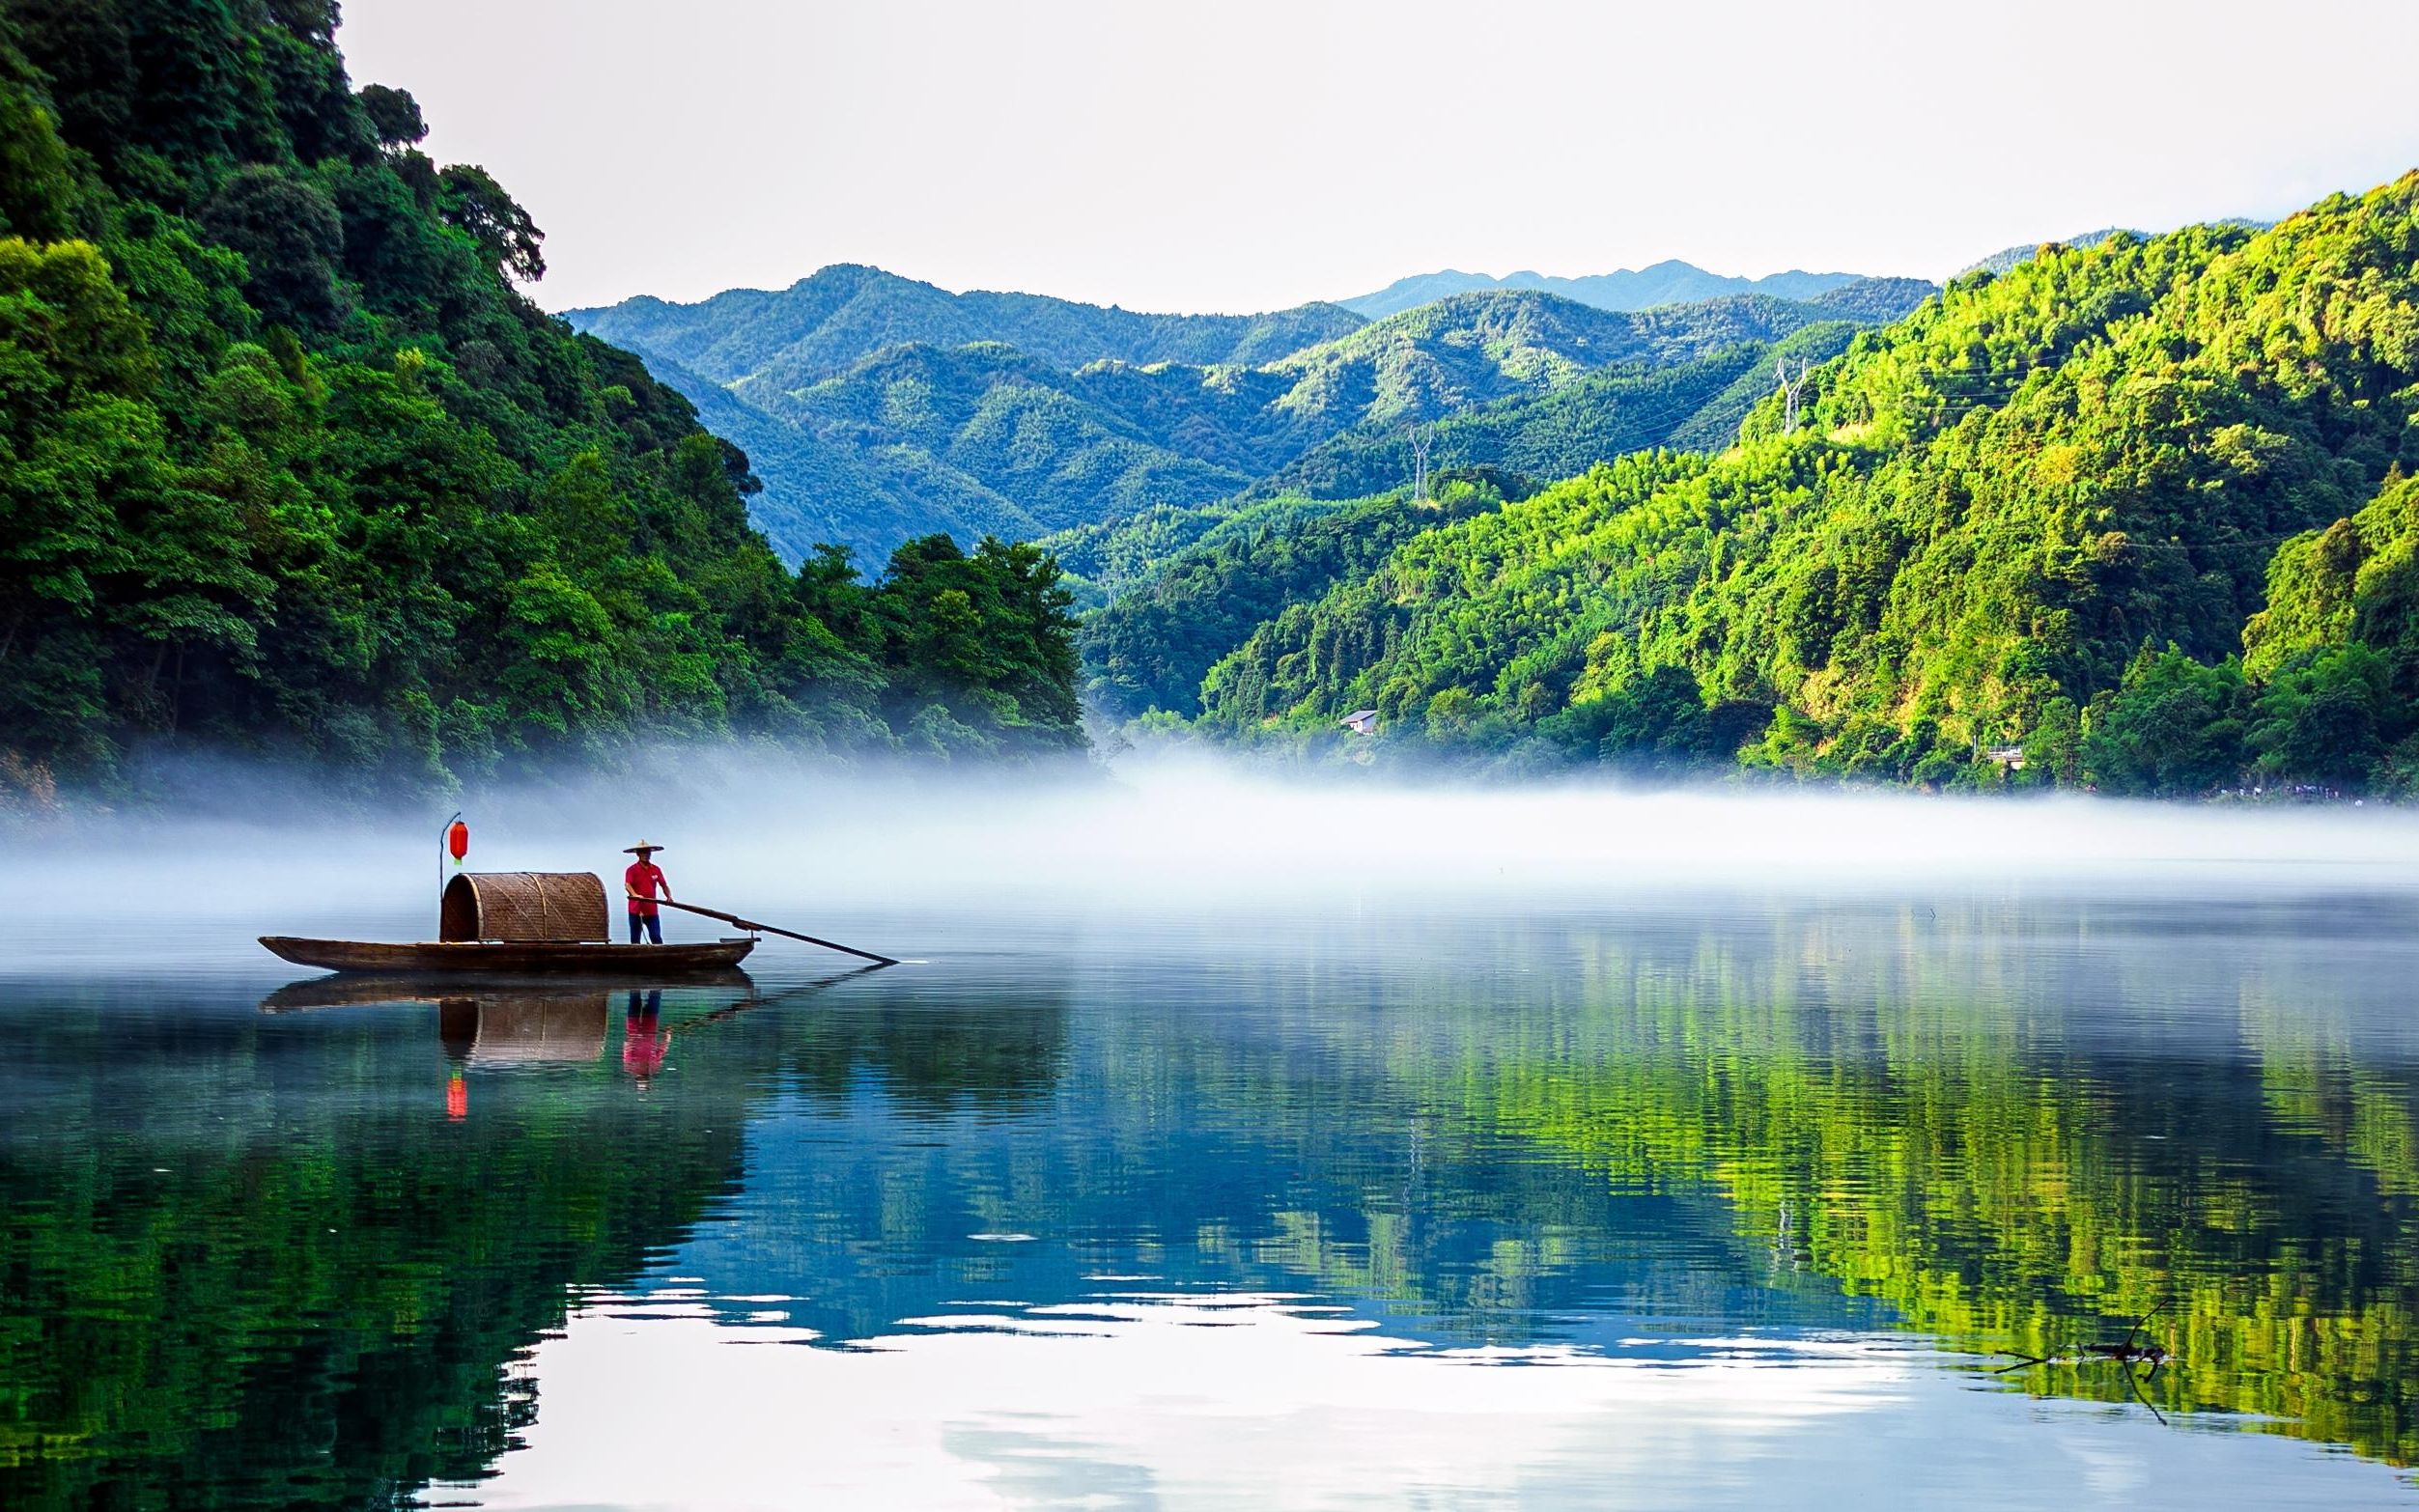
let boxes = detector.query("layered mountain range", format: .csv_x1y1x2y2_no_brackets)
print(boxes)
567,266,1937,567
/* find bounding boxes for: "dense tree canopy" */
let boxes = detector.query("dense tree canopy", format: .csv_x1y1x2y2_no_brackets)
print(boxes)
1164,177,2419,793
0,1,1083,799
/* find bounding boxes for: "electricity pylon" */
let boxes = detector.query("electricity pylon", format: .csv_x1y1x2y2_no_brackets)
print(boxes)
1776,356,1814,434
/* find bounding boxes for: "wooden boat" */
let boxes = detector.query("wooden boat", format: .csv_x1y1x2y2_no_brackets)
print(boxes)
260,935,756,975
262,869,752,977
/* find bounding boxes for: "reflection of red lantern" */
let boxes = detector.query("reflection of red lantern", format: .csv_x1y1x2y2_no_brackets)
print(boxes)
447,820,469,863
446,1072,467,1122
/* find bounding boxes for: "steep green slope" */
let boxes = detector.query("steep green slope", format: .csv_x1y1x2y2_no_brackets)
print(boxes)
1080,479,1522,719
755,342,1253,535
1955,224,2264,279
1957,229,2136,278
616,346,1020,565
1265,290,1833,425
1266,321,1872,502
0,1,1083,795
1057,320,1890,716
569,264,1364,389
1194,177,2419,789
1801,275,1942,322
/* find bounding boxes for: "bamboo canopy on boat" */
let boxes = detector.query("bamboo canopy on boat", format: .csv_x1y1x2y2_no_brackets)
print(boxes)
439,872,609,943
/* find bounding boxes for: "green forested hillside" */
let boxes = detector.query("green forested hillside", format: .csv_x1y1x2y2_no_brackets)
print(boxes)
1080,477,1524,719
1059,325,1880,720
758,342,1258,533
0,0,1083,798
1800,275,1946,322
1055,320,1879,713
1262,290,1839,422
1185,178,2419,792
620,345,1022,564
1263,319,1871,503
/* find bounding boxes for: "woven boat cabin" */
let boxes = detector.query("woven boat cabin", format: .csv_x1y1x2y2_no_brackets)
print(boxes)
439,872,609,943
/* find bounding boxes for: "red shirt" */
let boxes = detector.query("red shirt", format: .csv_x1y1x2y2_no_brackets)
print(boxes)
623,1022,668,1078
625,860,668,916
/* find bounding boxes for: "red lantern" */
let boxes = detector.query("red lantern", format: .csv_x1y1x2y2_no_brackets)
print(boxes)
447,820,469,863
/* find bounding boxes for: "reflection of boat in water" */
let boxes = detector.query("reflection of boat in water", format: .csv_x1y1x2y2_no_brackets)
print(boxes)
260,936,755,974
252,964,1008,1121
260,980,671,1065
260,871,756,976
261,981,695,1079
259,970,750,1015
440,994,609,1065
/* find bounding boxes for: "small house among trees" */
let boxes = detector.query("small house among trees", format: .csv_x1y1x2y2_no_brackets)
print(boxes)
1341,710,1380,736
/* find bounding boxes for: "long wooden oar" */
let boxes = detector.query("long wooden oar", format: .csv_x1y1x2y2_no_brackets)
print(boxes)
633,896,900,967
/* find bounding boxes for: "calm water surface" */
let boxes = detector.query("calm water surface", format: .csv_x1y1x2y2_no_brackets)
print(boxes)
5,891,2418,1508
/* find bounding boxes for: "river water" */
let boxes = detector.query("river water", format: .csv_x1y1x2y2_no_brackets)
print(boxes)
5,783,2419,1508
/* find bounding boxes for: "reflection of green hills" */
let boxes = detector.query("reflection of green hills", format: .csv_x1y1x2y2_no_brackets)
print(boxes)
0,985,757,1508
1453,915,2419,1467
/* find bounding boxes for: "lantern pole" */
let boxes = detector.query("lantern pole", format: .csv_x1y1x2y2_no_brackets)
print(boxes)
439,810,463,936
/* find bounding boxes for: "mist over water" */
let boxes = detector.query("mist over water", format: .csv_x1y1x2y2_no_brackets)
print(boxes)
17,757,2419,975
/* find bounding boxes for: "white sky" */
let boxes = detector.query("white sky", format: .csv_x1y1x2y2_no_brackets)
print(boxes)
335,0,2419,316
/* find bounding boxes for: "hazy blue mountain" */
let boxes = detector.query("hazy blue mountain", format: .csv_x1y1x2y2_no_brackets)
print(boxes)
633,348,1035,565
766,342,1255,534
1336,261,1920,320
567,264,1364,388
1271,291,1848,425
572,272,1932,569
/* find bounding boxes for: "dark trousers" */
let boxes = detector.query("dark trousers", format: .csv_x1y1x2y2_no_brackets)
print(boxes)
629,910,661,944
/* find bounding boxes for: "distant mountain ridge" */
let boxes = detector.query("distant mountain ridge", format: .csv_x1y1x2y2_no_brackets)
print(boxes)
569,266,1938,567
567,265,1363,389
1337,261,1885,320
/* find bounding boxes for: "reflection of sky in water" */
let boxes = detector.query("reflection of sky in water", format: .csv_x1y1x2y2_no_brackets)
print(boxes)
654,1088,1898,1355
447,1290,2409,1510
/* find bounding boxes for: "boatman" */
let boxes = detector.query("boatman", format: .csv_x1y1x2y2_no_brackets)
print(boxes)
623,840,673,944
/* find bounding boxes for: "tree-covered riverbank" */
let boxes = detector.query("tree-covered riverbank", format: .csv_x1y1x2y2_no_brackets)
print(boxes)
0,2,1083,808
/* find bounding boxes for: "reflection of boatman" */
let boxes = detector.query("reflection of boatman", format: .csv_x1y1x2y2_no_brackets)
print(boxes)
623,989,668,1086
623,840,672,944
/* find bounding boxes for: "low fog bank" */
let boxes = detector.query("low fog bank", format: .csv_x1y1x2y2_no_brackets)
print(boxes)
18,754,2419,951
